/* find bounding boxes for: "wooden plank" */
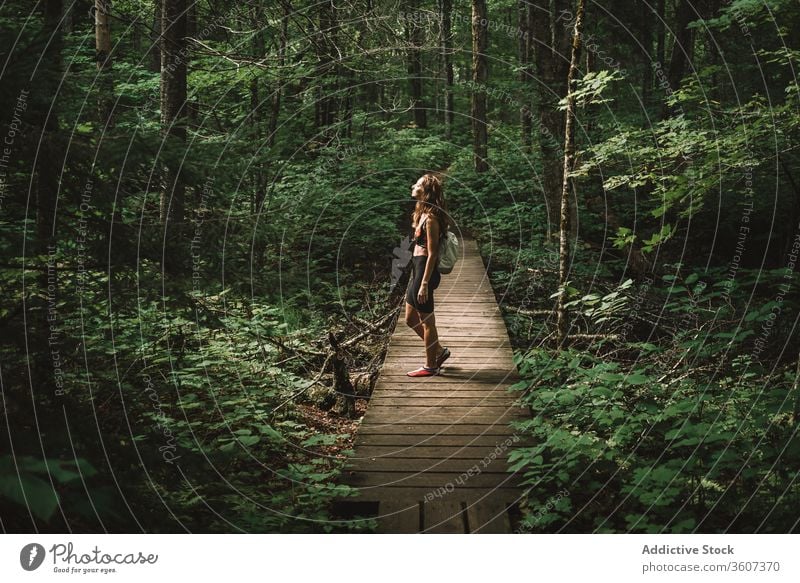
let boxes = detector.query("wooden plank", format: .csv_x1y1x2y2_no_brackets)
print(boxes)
377,498,420,534
387,346,513,354
374,388,520,396
371,398,517,407
341,471,525,489
386,359,517,369
388,340,511,348
467,500,512,533
363,407,527,421
346,444,518,460
356,423,520,436
394,320,506,327
386,350,516,358
391,333,512,340
354,433,535,447
344,458,513,473
346,487,524,502
384,351,515,359
423,500,466,533
361,413,527,425
371,393,522,401
375,375,520,384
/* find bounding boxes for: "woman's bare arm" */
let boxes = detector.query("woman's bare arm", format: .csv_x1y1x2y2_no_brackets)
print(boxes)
421,216,441,284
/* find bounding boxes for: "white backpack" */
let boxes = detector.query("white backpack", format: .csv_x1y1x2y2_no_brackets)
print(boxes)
412,214,460,274
437,229,459,274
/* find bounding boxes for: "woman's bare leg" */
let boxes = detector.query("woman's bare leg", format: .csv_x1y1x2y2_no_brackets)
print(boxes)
419,311,444,368
405,302,425,340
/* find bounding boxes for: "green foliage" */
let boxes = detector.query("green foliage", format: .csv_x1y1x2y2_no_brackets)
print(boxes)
0,456,98,522
2,0,798,536
557,69,625,111
508,265,800,532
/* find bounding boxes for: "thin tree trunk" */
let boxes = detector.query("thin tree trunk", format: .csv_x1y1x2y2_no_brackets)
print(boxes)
159,0,187,247
37,0,62,259
583,41,595,133
31,0,63,415
268,7,287,147
95,0,114,127
656,0,665,67
641,1,652,104
440,0,454,139
662,0,695,118
406,0,427,129
519,0,532,152
532,0,570,242
250,1,265,215
149,1,161,72
471,0,488,173
792,351,800,429
556,0,586,346
315,0,337,141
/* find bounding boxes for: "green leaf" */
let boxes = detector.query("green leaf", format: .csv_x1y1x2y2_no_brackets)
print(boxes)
238,435,260,447
0,473,60,522
624,374,650,385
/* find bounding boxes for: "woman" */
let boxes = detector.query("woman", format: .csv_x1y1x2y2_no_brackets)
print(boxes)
405,173,452,377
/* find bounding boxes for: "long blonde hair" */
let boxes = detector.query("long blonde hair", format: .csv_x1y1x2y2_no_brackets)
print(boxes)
412,173,449,240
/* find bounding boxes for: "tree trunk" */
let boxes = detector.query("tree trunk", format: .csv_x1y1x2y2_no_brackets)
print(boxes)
37,0,62,260
440,0,454,139
656,0,665,67
315,0,337,141
159,0,187,250
532,0,570,243
31,0,63,417
149,1,161,72
329,332,357,418
95,0,114,127
640,1,652,105
662,0,695,118
268,6,287,147
406,0,427,129
471,0,488,173
519,0,532,152
556,0,586,346
250,1,265,215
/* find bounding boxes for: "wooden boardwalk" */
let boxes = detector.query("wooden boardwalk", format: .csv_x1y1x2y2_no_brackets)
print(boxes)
336,237,531,533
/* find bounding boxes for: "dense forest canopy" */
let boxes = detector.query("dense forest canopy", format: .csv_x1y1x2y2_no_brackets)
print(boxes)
0,0,798,533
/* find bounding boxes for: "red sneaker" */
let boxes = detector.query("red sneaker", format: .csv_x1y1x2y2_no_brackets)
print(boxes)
406,366,440,377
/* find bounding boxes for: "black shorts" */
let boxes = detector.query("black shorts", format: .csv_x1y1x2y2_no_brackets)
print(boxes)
406,255,441,313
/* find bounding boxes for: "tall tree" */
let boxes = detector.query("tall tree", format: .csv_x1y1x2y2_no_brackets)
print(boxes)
315,0,338,141
519,0,533,152
159,0,187,234
656,0,666,67
640,1,652,104
250,0,266,215
531,0,571,241
406,0,427,129
662,0,695,117
149,1,161,72
471,0,488,172
556,0,586,346
439,0,454,139
31,0,64,402
269,4,287,148
36,0,62,259
94,0,114,126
